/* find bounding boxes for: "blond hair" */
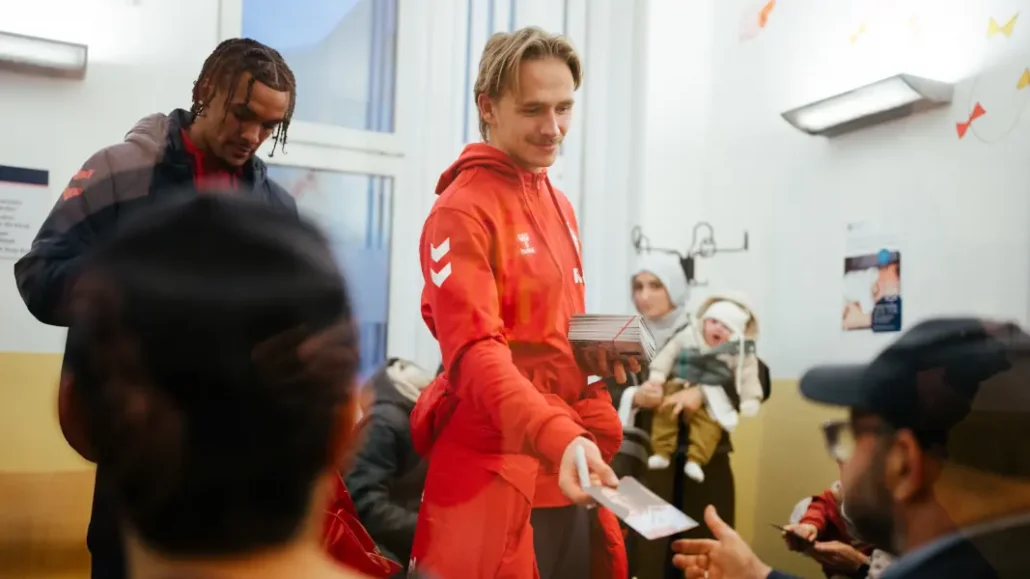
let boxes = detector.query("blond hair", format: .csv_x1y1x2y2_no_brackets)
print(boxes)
473,26,582,141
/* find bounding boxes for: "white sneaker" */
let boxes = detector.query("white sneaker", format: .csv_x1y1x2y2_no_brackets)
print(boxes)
684,461,705,482
647,455,671,470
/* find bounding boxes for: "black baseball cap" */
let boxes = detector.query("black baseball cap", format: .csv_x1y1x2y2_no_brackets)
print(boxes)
800,318,1030,477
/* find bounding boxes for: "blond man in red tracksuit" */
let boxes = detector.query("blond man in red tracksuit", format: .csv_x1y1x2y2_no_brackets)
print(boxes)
408,27,629,579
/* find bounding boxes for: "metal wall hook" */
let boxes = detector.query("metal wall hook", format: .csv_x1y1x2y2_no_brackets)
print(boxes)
630,222,749,286
688,221,749,259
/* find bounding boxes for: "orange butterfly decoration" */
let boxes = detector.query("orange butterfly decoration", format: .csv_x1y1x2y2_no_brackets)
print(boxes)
758,0,775,28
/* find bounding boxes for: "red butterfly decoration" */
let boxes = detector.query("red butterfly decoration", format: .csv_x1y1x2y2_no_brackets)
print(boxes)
956,102,986,139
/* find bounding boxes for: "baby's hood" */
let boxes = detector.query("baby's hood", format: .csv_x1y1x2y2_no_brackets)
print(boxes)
694,290,760,340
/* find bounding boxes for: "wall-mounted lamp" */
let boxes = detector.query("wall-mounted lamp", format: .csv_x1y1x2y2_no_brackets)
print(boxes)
0,31,88,80
782,74,953,137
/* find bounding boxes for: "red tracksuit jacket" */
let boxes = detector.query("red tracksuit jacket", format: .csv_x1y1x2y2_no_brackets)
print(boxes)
410,143,626,578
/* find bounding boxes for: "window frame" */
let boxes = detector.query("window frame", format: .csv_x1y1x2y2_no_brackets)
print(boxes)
218,0,425,154
217,0,436,367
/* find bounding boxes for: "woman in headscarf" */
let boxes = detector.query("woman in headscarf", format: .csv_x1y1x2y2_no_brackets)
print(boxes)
611,252,694,438
609,252,767,579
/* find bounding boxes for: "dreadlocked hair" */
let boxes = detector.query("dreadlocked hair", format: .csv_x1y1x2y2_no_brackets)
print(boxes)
191,38,296,157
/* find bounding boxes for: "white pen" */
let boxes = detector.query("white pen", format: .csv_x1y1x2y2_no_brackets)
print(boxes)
575,444,591,489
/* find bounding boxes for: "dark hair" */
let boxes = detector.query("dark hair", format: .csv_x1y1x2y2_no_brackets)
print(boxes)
191,38,297,156
66,193,357,557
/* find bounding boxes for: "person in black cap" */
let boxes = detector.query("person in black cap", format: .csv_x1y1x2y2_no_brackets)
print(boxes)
671,317,1030,579
56,195,396,579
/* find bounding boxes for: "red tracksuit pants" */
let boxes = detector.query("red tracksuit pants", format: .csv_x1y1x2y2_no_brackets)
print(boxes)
410,444,538,579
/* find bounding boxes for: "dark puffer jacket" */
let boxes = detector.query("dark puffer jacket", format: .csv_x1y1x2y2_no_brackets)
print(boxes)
345,358,434,574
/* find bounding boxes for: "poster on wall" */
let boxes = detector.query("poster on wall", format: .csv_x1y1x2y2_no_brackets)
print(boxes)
842,222,901,333
0,165,50,261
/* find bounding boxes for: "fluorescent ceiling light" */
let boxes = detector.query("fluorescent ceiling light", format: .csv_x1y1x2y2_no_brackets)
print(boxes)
0,30,88,80
782,74,953,137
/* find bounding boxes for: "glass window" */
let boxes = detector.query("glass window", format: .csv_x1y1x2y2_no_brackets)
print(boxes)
266,166,393,380
242,0,398,132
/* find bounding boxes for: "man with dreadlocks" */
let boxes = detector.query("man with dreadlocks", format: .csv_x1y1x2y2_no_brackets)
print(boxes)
14,38,300,579
17,37,297,327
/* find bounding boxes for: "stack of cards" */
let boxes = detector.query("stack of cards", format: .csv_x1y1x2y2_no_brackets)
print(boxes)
568,314,658,364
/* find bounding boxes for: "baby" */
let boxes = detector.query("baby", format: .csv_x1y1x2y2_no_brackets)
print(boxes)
644,295,761,482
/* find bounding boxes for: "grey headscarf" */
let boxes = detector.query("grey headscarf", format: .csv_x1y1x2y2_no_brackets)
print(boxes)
633,252,690,346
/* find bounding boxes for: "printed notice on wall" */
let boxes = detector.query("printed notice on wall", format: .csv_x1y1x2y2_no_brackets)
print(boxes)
0,165,49,261
842,222,902,333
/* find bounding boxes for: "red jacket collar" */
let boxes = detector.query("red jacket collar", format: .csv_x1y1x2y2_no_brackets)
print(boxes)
179,128,243,182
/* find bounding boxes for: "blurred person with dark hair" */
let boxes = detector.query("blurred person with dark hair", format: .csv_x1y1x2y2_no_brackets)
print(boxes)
346,358,435,576
672,318,1030,579
57,195,402,578
15,38,299,578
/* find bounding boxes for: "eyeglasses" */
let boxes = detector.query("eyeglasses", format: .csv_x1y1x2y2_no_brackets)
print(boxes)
821,419,894,462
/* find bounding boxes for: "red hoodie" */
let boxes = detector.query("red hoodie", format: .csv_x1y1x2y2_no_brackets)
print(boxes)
410,144,626,577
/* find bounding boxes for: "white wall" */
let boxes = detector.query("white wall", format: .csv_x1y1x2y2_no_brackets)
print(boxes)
638,0,1030,378
0,0,219,354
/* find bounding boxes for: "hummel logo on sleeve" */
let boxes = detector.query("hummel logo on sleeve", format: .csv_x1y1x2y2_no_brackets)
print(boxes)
430,238,450,262
429,238,451,287
430,263,452,287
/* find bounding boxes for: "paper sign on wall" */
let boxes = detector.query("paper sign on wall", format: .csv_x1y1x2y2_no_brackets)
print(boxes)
843,222,902,333
0,165,49,261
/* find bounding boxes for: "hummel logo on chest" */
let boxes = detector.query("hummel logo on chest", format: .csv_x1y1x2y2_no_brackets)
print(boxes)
517,232,536,255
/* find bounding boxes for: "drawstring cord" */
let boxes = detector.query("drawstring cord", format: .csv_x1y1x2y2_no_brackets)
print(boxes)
736,332,746,396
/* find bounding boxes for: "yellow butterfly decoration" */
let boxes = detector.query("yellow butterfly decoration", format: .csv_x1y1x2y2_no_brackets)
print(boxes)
987,14,1018,38
908,13,920,38
850,23,868,44
1018,68,1030,90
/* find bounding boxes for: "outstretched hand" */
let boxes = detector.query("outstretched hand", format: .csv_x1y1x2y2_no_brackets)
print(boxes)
672,506,772,579
781,523,818,552
557,437,619,505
